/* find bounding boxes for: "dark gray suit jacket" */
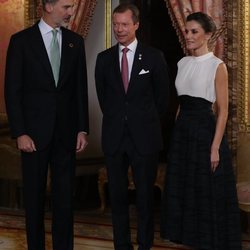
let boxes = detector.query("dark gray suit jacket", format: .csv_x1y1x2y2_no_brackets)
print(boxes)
95,42,170,155
5,22,89,150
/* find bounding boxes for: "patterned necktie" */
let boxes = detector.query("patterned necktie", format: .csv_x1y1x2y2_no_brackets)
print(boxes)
121,47,129,92
50,29,60,86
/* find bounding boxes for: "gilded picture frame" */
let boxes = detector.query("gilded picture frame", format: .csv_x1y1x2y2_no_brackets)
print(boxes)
238,0,250,132
105,0,112,49
24,0,39,28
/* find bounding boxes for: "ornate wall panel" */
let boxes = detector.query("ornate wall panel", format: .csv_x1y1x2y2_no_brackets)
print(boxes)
237,0,250,132
235,0,250,181
223,0,239,170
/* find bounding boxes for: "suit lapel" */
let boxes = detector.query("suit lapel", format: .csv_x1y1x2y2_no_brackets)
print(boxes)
29,23,54,81
29,25,74,88
113,44,126,94
57,27,71,87
127,42,143,93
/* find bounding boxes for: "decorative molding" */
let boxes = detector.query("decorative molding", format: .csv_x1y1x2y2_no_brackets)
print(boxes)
24,0,29,27
224,0,239,170
105,0,112,49
24,0,39,28
69,0,97,38
238,0,250,132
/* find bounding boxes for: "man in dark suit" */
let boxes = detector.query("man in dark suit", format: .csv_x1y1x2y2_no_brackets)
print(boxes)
95,3,169,250
4,0,89,249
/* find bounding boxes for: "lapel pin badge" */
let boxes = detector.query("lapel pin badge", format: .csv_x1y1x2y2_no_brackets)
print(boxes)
69,43,74,48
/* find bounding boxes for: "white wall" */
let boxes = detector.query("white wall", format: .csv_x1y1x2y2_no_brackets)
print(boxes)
82,1,105,158
81,0,120,159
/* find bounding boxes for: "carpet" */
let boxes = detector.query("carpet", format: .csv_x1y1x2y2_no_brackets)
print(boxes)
0,208,249,249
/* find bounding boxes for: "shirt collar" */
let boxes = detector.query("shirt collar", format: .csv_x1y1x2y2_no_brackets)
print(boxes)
38,18,61,35
119,38,138,53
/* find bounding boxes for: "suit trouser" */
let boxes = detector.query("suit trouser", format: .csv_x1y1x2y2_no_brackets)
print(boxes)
105,128,159,250
21,137,75,250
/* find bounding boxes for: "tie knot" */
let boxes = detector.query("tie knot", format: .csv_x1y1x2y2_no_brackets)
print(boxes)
52,29,58,38
122,47,129,54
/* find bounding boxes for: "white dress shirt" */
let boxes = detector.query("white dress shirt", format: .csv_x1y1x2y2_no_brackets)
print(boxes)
119,39,138,82
38,19,62,60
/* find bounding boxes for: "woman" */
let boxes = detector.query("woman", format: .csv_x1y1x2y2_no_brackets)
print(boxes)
160,12,242,249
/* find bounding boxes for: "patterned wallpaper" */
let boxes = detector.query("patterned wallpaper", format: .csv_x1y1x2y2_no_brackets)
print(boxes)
0,0,25,113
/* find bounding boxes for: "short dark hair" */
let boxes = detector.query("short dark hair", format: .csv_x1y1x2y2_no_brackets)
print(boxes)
113,3,140,24
41,0,58,8
186,12,216,34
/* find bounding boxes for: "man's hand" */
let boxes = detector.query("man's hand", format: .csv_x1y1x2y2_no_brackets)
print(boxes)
76,132,88,153
17,135,36,153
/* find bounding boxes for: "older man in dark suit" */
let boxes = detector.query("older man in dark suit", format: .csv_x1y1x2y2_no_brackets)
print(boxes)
95,3,169,250
4,0,89,249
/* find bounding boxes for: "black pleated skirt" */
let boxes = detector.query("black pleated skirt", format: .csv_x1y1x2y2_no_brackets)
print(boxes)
160,95,242,250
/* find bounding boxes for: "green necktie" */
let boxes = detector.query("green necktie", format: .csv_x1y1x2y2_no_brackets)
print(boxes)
50,29,60,86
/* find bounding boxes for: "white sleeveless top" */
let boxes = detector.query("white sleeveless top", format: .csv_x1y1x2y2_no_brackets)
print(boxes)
175,52,223,103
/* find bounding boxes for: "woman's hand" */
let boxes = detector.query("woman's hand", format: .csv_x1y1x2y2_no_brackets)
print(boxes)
210,147,219,172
